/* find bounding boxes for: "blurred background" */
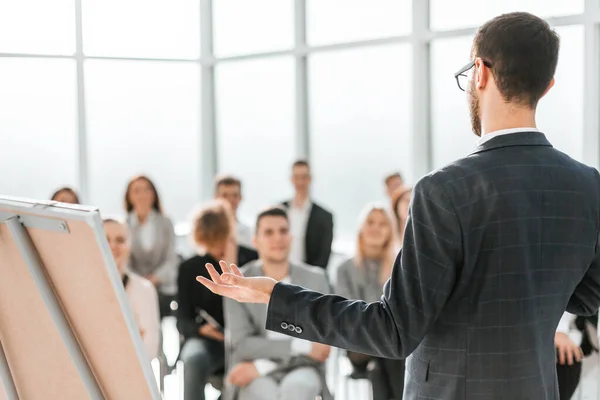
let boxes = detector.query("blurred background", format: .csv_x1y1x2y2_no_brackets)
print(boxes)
1,0,599,399
2,0,598,253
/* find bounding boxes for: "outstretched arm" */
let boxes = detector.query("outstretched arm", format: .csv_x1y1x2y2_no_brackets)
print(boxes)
198,176,463,359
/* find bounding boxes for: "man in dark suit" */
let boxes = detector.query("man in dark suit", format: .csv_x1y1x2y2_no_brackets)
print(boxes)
281,160,334,269
198,12,600,399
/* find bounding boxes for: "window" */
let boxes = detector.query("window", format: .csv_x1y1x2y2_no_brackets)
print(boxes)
85,60,201,222
430,0,584,31
430,36,475,168
430,26,584,169
307,0,412,45
0,59,78,200
536,25,584,160
0,0,75,55
213,0,294,57
309,45,412,244
215,57,295,225
82,0,200,59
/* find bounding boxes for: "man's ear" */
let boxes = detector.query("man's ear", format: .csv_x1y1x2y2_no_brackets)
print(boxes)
475,57,490,89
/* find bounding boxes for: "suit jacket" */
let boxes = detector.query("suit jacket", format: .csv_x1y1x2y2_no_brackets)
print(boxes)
127,211,179,295
223,260,330,400
266,132,600,399
282,200,334,269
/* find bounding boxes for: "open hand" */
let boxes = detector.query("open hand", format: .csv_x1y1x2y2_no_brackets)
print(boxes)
555,332,583,365
196,260,277,304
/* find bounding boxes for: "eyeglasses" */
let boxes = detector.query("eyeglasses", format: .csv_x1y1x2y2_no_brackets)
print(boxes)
454,59,492,91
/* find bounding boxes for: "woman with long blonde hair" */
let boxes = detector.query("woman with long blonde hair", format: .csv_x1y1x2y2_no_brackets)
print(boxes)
335,203,405,400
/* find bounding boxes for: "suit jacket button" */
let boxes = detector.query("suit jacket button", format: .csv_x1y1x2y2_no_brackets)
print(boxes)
288,324,296,332
281,322,288,330
295,326,302,334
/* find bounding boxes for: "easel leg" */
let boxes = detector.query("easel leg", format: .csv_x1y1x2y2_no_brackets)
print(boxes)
5,217,105,400
0,339,18,400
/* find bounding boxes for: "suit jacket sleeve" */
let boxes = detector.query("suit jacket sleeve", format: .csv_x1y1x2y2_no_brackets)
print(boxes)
315,211,334,268
224,297,293,365
566,168,600,316
567,232,600,316
265,176,463,358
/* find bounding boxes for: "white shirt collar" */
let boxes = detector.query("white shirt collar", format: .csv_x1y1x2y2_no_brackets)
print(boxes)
291,199,312,212
476,127,540,147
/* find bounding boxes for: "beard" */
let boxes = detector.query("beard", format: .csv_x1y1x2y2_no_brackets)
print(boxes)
468,80,482,137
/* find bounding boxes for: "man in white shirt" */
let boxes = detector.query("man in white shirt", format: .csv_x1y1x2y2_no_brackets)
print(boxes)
222,207,331,400
215,175,253,248
384,172,404,201
281,160,333,269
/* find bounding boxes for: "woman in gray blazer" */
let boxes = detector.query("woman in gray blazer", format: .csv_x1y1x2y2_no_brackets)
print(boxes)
335,203,405,400
125,175,179,319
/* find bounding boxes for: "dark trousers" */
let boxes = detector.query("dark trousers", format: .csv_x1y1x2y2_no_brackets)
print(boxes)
369,358,405,400
179,337,225,400
556,361,582,400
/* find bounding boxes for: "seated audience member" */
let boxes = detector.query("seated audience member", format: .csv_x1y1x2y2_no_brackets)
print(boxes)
124,175,179,319
103,218,160,359
336,204,404,400
50,187,81,204
384,172,404,202
178,200,258,400
214,174,253,248
281,160,334,269
223,206,331,400
555,311,599,399
391,186,412,249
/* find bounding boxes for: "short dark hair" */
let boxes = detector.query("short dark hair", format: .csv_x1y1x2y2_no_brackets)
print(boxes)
124,175,163,214
384,172,403,186
292,159,310,170
473,12,560,108
215,174,242,191
255,206,288,232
